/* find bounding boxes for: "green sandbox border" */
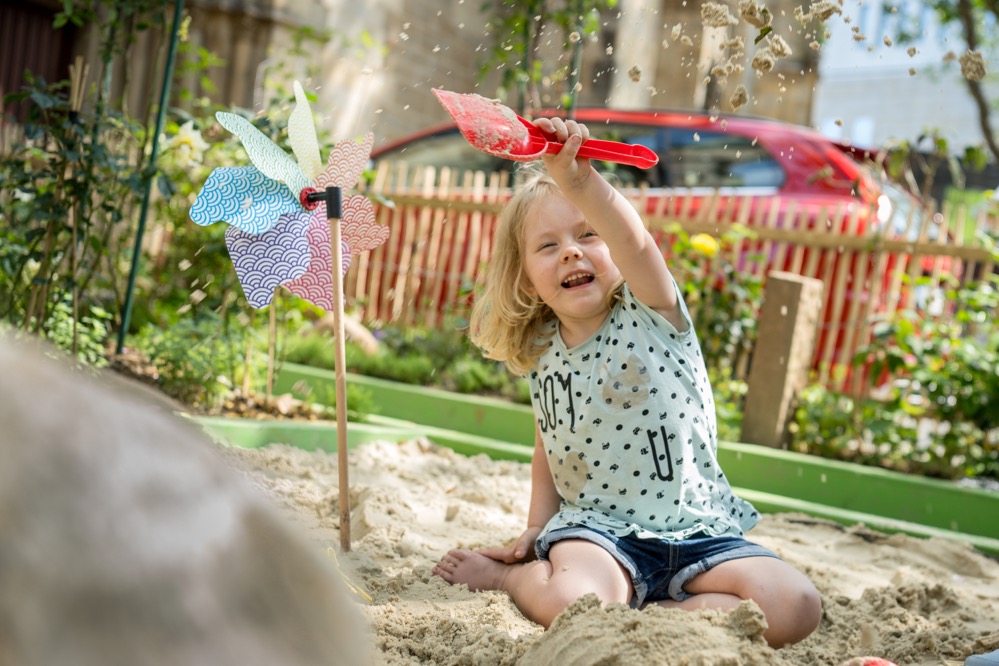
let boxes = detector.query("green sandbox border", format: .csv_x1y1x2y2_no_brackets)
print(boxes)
192,414,425,452
197,362,999,556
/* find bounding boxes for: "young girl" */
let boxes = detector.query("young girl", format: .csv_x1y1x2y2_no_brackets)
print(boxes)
432,117,822,648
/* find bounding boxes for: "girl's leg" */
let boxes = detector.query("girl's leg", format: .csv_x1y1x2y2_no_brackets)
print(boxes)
654,556,821,648
434,539,633,628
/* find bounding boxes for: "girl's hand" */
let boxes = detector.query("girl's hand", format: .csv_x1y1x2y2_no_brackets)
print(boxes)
477,525,543,563
535,117,591,190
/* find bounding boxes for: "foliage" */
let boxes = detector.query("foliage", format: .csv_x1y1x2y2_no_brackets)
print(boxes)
663,223,764,375
791,272,999,480
0,0,184,355
132,311,253,410
479,0,618,114
710,365,748,444
860,274,999,435
875,128,988,202
284,319,531,403
310,382,377,422
896,0,999,165
347,345,438,385
1,75,145,335
789,384,924,469
0,1,346,359
41,297,114,368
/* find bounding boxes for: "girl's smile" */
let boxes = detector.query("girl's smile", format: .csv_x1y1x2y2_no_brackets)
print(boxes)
521,194,621,344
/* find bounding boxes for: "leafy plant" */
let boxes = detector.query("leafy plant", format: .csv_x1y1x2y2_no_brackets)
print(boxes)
41,297,114,368
789,384,922,469
859,274,999,435
132,312,253,410
1,75,145,336
709,365,748,443
663,223,764,376
311,382,377,422
0,0,190,358
283,317,531,404
790,271,999,480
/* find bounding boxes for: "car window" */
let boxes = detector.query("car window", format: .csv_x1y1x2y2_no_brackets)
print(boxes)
666,130,784,189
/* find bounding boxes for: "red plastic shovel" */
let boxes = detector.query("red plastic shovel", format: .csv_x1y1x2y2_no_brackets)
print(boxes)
432,89,659,170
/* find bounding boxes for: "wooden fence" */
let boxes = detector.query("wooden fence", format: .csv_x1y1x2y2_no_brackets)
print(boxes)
351,162,997,395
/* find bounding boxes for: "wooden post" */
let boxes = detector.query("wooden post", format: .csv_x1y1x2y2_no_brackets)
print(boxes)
741,271,824,448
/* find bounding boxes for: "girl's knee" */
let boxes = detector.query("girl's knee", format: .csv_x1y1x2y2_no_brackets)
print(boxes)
771,581,822,646
796,582,823,632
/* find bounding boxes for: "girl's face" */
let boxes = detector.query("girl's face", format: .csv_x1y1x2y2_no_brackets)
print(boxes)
520,194,621,339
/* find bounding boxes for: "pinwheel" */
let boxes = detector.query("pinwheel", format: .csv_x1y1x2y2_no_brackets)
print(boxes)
189,81,388,551
190,81,388,309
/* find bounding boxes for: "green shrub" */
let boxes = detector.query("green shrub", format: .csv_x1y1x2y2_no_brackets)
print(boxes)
310,382,377,421
133,312,251,410
285,333,335,370
664,223,764,375
41,297,113,368
860,277,998,434
447,357,512,394
788,273,999,480
354,351,437,385
709,366,748,443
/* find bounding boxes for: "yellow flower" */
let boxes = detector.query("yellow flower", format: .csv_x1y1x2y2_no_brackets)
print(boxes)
690,233,720,258
165,120,210,168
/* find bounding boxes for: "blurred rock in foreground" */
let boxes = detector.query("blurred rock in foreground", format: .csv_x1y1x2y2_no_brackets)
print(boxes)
0,336,369,666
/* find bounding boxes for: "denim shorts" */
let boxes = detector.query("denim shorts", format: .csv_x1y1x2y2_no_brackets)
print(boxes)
535,526,780,608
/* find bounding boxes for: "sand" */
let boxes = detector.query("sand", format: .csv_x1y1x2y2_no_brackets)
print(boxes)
221,438,999,666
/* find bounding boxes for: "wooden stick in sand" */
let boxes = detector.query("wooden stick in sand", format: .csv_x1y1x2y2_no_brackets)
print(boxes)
325,186,352,552
266,288,277,398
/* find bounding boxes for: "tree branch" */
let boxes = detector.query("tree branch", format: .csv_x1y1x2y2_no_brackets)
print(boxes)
957,0,999,162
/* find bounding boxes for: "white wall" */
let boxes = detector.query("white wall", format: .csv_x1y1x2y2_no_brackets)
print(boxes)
813,0,999,152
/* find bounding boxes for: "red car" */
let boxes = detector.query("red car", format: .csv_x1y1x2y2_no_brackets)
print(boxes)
373,107,915,226
371,108,944,375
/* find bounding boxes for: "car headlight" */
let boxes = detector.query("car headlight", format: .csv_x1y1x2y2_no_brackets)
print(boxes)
876,193,893,224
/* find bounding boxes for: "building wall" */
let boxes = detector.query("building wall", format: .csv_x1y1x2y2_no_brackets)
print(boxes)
812,0,999,153
5,0,825,148
596,0,818,125
181,0,824,145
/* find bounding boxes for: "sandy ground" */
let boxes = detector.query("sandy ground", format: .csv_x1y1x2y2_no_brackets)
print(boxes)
221,438,999,666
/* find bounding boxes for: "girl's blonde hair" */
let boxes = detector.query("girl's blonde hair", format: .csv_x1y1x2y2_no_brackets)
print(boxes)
469,165,621,376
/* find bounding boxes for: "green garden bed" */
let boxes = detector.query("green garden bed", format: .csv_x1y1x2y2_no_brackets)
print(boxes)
198,362,999,555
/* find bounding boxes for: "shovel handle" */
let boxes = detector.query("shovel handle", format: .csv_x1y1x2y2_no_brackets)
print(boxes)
551,139,659,170
521,117,659,169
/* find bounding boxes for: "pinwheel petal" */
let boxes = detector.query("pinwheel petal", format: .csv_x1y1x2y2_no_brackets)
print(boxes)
216,111,310,197
341,194,389,255
314,133,373,191
190,166,299,234
288,82,323,182
282,211,349,310
225,212,311,308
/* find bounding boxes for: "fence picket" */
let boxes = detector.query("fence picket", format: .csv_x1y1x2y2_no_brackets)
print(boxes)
815,206,849,386
325,167,996,394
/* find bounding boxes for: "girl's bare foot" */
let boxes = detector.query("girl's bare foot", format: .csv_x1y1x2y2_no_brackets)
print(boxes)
432,549,510,591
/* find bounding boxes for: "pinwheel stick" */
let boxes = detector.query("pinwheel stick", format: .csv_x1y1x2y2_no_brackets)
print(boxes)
308,186,352,552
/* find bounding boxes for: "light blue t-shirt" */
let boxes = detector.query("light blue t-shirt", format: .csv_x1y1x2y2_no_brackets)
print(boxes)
527,284,759,541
